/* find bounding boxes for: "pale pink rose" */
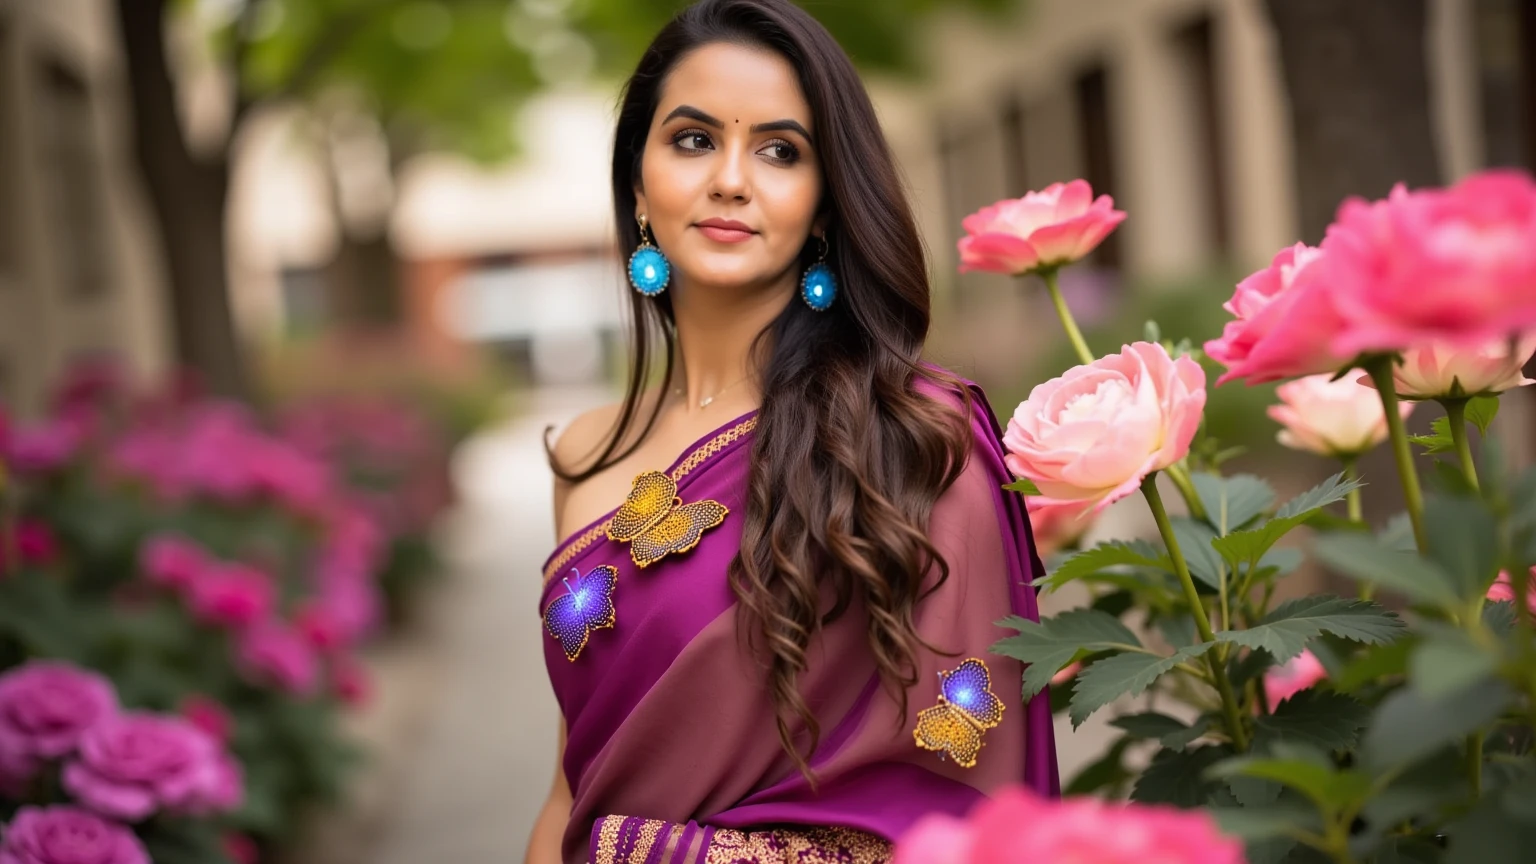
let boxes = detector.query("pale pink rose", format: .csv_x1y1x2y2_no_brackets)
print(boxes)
1004,343,1206,512
1267,374,1413,457
188,561,275,630
895,786,1244,864
1027,498,1094,558
958,180,1127,275
1264,650,1327,708
1356,334,1536,400
1204,243,1355,385
1050,662,1082,687
1487,567,1536,614
1323,171,1536,354
0,806,150,864
138,534,210,592
236,622,320,696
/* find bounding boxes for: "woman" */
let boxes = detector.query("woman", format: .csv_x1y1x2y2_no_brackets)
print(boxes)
527,2,1058,862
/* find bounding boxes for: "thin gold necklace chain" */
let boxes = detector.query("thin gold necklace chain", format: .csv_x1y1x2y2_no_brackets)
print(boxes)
674,372,753,408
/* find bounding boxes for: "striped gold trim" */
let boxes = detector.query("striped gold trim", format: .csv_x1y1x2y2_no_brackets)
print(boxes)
544,417,757,582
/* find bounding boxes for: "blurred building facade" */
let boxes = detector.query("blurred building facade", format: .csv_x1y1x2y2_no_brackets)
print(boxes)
0,0,169,415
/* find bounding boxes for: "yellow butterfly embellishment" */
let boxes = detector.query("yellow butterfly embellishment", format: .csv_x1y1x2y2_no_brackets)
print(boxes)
913,658,1005,769
606,471,729,568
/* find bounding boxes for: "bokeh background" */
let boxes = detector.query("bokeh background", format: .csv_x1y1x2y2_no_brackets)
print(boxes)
2,0,1536,861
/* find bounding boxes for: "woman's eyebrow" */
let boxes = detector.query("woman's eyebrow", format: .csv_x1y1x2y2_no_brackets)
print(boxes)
661,105,813,143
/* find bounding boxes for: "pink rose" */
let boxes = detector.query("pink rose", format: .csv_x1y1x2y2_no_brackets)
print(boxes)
188,561,275,630
1,521,60,578
138,534,209,593
1027,498,1094,558
62,712,241,821
1204,243,1355,385
894,786,1244,864
958,180,1127,275
1004,343,1206,512
178,695,233,745
1264,650,1327,708
4,416,87,475
1487,567,1536,614
1267,374,1412,457
236,622,320,696
1358,334,1536,401
0,806,149,864
1323,171,1536,354
1050,662,1082,687
0,661,118,780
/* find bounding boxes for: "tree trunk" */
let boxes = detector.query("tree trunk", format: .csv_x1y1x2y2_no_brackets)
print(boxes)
1264,0,1443,243
116,0,247,398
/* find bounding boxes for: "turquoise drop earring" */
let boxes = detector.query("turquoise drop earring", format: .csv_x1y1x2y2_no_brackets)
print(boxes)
628,214,670,297
800,235,837,311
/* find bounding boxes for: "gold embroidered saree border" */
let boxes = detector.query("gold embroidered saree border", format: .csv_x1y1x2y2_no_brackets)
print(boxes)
592,816,890,864
544,417,757,582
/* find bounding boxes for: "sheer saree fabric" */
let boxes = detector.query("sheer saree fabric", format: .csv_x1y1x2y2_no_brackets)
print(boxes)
538,380,1059,864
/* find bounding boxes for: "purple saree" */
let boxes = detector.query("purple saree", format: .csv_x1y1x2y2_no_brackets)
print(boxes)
539,379,1059,864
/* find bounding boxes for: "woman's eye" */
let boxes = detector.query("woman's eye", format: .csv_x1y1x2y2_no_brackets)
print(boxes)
760,141,799,163
673,130,712,151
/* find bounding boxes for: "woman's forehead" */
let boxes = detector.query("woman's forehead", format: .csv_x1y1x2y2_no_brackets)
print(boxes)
657,43,812,132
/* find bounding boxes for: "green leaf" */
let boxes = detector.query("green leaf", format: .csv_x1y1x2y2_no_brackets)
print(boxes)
1131,745,1233,806
1253,689,1370,753
993,609,1142,698
1484,601,1518,636
1410,624,1499,698
1164,716,1214,750
1467,395,1500,435
1216,596,1406,662
1445,773,1536,864
1037,539,1170,591
1361,749,1469,835
1363,677,1514,773
1192,473,1277,535
1334,637,1418,693
1068,643,1214,727
1002,477,1041,495
1375,838,1447,864
1143,319,1162,343
1379,512,1418,553
1062,735,1135,796
1110,712,1189,740
1213,473,1364,568
1410,415,1456,454
1423,495,1501,601
1211,754,1374,814
1172,517,1226,589
1313,534,1460,607
1210,805,1316,842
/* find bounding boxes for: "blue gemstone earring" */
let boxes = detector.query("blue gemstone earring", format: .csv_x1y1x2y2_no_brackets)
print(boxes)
800,235,837,311
628,214,670,297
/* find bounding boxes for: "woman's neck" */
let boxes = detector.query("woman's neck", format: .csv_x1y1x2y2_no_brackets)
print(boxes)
668,277,791,414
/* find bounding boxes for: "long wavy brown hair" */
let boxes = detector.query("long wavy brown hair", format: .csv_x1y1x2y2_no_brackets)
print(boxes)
548,0,973,777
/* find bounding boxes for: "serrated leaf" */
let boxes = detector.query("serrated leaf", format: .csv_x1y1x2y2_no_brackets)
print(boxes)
1228,774,1284,808
1110,712,1189,740
1164,716,1213,750
1131,745,1232,806
1379,512,1417,553
1216,596,1406,662
1003,477,1042,495
1192,473,1277,535
1213,473,1364,568
1210,806,1313,841
1467,395,1500,435
1313,534,1459,607
1037,539,1170,591
1254,689,1370,753
1364,677,1514,774
1423,495,1501,601
1211,757,1373,814
1334,637,1418,693
1409,625,1498,698
993,609,1143,698
1410,415,1456,455
1068,643,1214,727
1172,517,1225,589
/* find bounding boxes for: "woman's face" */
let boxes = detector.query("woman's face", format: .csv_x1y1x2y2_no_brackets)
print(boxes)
636,42,824,296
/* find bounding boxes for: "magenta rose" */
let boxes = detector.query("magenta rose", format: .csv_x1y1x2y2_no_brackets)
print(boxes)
1323,170,1536,354
236,622,320,696
1204,243,1355,385
188,561,275,630
1004,342,1206,512
63,712,241,821
0,806,149,864
958,180,1126,275
895,786,1244,864
0,661,117,782
138,534,209,593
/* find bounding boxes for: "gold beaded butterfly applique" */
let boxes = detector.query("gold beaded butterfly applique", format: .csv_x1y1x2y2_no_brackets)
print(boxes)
913,658,1005,769
605,470,729,568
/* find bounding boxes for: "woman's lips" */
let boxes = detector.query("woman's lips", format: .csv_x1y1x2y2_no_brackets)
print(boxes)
696,224,756,243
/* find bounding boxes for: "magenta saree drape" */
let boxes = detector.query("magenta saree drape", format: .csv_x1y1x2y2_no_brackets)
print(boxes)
538,379,1059,864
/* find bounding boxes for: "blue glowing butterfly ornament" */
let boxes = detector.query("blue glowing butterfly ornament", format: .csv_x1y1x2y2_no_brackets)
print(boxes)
800,235,837,311
543,565,619,662
913,658,1005,768
629,214,670,297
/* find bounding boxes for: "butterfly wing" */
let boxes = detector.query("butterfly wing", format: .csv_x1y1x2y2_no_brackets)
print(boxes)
914,703,984,769
942,658,1005,730
541,565,619,661
630,499,729,568
607,472,677,542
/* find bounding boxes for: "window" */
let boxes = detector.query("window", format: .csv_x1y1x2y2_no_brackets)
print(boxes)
36,59,107,298
999,94,1030,198
1174,14,1231,260
1073,65,1121,268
